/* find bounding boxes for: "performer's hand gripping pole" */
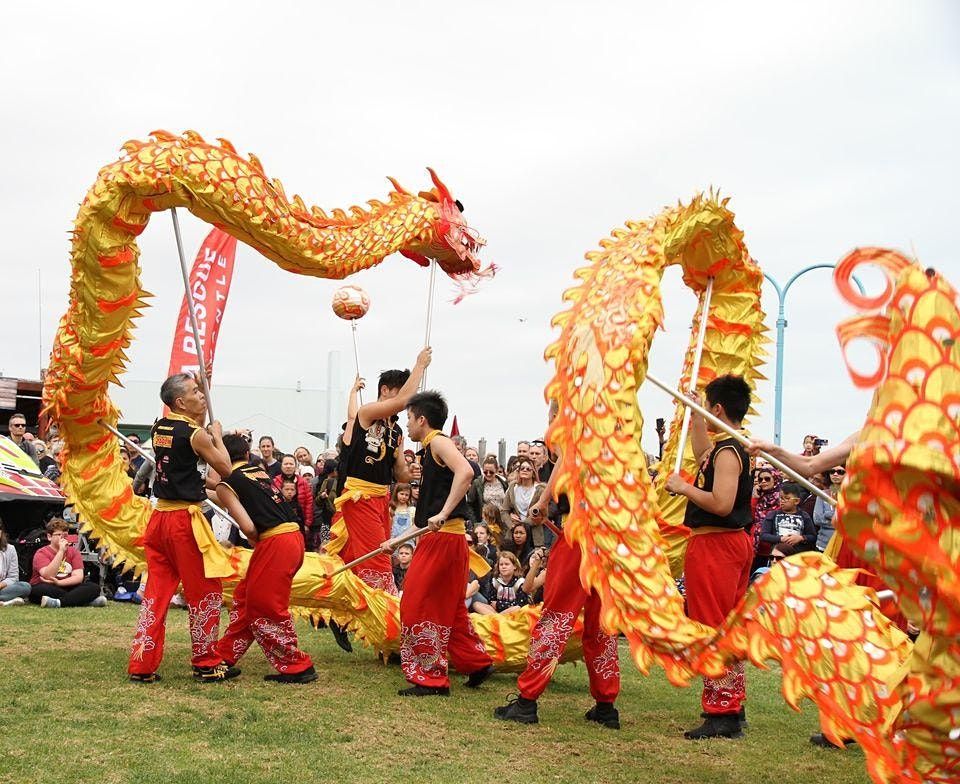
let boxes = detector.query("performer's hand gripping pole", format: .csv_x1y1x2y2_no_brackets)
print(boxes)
329,526,428,578
646,374,836,506
170,208,215,423
99,420,243,531
673,277,714,475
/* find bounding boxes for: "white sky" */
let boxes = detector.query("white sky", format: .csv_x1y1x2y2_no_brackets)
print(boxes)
1,1,957,455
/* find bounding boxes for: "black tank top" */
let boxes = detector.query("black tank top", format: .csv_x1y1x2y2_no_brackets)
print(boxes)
343,417,401,486
414,437,470,527
219,462,296,533
683,437,753,530
151,416,205,502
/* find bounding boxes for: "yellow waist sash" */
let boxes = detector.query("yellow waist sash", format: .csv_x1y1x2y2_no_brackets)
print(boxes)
434,518,491,578
259,522,301,541
333,477,390,511
154,499,235,579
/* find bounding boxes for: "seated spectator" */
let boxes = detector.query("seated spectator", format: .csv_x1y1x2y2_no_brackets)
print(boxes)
0,517,31,606
467,457,508,524
522,546,549,603
502,521,534,567
473,523,498,570
814,466,845,552
472,552,529,615
393,543,414,592
759,482,817,559
480,503,503,548
29,518,105,608
500,458,547,547
390,483,415,539
464,568,488,612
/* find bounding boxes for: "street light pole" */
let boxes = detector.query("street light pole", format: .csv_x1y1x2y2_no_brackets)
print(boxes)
763,264,864,445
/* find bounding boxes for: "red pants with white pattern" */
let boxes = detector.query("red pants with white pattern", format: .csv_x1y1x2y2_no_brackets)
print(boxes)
340,497,397,595
128,509,223,675
684,529,753,715
399,525,492,688
517,531,620,703
216,530,314,674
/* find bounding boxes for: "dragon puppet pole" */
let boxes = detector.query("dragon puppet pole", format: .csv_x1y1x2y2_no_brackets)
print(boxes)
99,419,242,532
350,320,363,405
646,373,836,507
673,276,714,476
170,208,216,424
421,260,438,390
330,525,428,577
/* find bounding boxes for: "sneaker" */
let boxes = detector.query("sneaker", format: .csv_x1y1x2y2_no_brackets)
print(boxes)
264,666,318,684
702,707,747,728
810,732,857,749
193,663,242,683
329,620,353,653
40,596,61,609
397,684,450,697
89,595,108,607
493,695,539,724
585,702,621,730
129,672,162,684
464,664,494,689
1,597,26,607
684,714,743,740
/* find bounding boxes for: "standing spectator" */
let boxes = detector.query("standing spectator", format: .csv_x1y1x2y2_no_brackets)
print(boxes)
34,440,56,476
759,482,817,557
516,441,531,460
529,440,552,482
390,483,415,539
119,446,137,479
751,468,781,570
464,447,480,464
501,458,547,547
273,455,314,534
467,457,507,524
259,436,281,479
813,467,845,552
279,477,304,530
393,543,414,592
293,446,314,470
29,518,105,608
8,413,38,466
126,433,146,473
0,517,31,606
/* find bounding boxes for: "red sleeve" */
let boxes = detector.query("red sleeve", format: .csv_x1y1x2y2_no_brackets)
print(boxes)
31,547,53,585
272,475,282,490
298,477,314,527
67,547,84,573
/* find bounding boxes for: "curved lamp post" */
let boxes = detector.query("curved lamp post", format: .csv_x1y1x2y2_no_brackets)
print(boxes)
763,264,865,445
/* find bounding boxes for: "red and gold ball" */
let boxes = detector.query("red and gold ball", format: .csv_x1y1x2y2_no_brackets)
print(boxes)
331,285,370,320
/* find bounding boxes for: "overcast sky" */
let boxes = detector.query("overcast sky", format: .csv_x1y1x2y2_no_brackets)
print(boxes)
1,1,957,455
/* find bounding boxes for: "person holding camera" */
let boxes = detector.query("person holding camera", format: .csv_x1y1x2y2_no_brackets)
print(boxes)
495,455,621,729
29,518,104,608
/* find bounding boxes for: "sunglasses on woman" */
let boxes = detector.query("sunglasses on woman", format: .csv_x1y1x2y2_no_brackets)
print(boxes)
830,469,845,475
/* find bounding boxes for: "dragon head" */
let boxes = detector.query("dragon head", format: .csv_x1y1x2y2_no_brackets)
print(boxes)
396,168,487,278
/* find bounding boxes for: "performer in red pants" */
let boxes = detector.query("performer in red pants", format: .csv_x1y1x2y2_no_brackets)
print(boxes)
665,375,754,739
397,391,493,696
495,459,621,727
326,348,431,595
214,434,316,683
128,373,236,684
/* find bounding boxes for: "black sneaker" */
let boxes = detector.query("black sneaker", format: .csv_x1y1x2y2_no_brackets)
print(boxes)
684,714,743,739
464,664,494,689
397,684,450,697
264,666,318,684
810,732,857,749
493,695,539,724
193,663,242,683
329,620,353,653
702,707,747,728
129,672,161,684
585,701,620,729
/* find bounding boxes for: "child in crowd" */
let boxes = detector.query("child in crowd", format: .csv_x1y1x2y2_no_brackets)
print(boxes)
390,483,415,539
473,523,498,569
473,552,529,615
759,482,817,558
392,543,414,592
480,503,502,547
280,477,305,539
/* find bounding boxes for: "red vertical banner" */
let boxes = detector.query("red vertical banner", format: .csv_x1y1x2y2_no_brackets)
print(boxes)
166,227,238,381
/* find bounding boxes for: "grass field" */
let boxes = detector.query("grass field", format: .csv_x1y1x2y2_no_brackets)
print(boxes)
0,603,871,784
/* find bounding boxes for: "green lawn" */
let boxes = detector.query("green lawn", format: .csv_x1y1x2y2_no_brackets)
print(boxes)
0,603,870,784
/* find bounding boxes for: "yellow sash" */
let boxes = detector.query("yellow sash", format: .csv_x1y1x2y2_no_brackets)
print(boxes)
154,499,235,579
436,518,491,578
259,522,300,541
333,477,390,512
823,531,842,561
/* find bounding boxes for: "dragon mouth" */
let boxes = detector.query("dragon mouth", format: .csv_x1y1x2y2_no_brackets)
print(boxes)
448,225,486,271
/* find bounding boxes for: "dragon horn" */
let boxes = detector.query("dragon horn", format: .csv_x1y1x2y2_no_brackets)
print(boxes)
426,167,452,203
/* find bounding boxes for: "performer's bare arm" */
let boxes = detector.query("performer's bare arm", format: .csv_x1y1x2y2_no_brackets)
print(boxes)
358,347,432,428
747,432,857,477
393,434,411,484
215,485,258,543
425,435,473,532
689,393,713,464
192,421,232,478
665,449,740,517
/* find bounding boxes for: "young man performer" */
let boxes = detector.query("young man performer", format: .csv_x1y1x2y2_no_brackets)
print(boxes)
664,375,754,739
397,391,493,696
128,373,236,684
214,434,317,684
494,455,621,727
328,348,431,594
